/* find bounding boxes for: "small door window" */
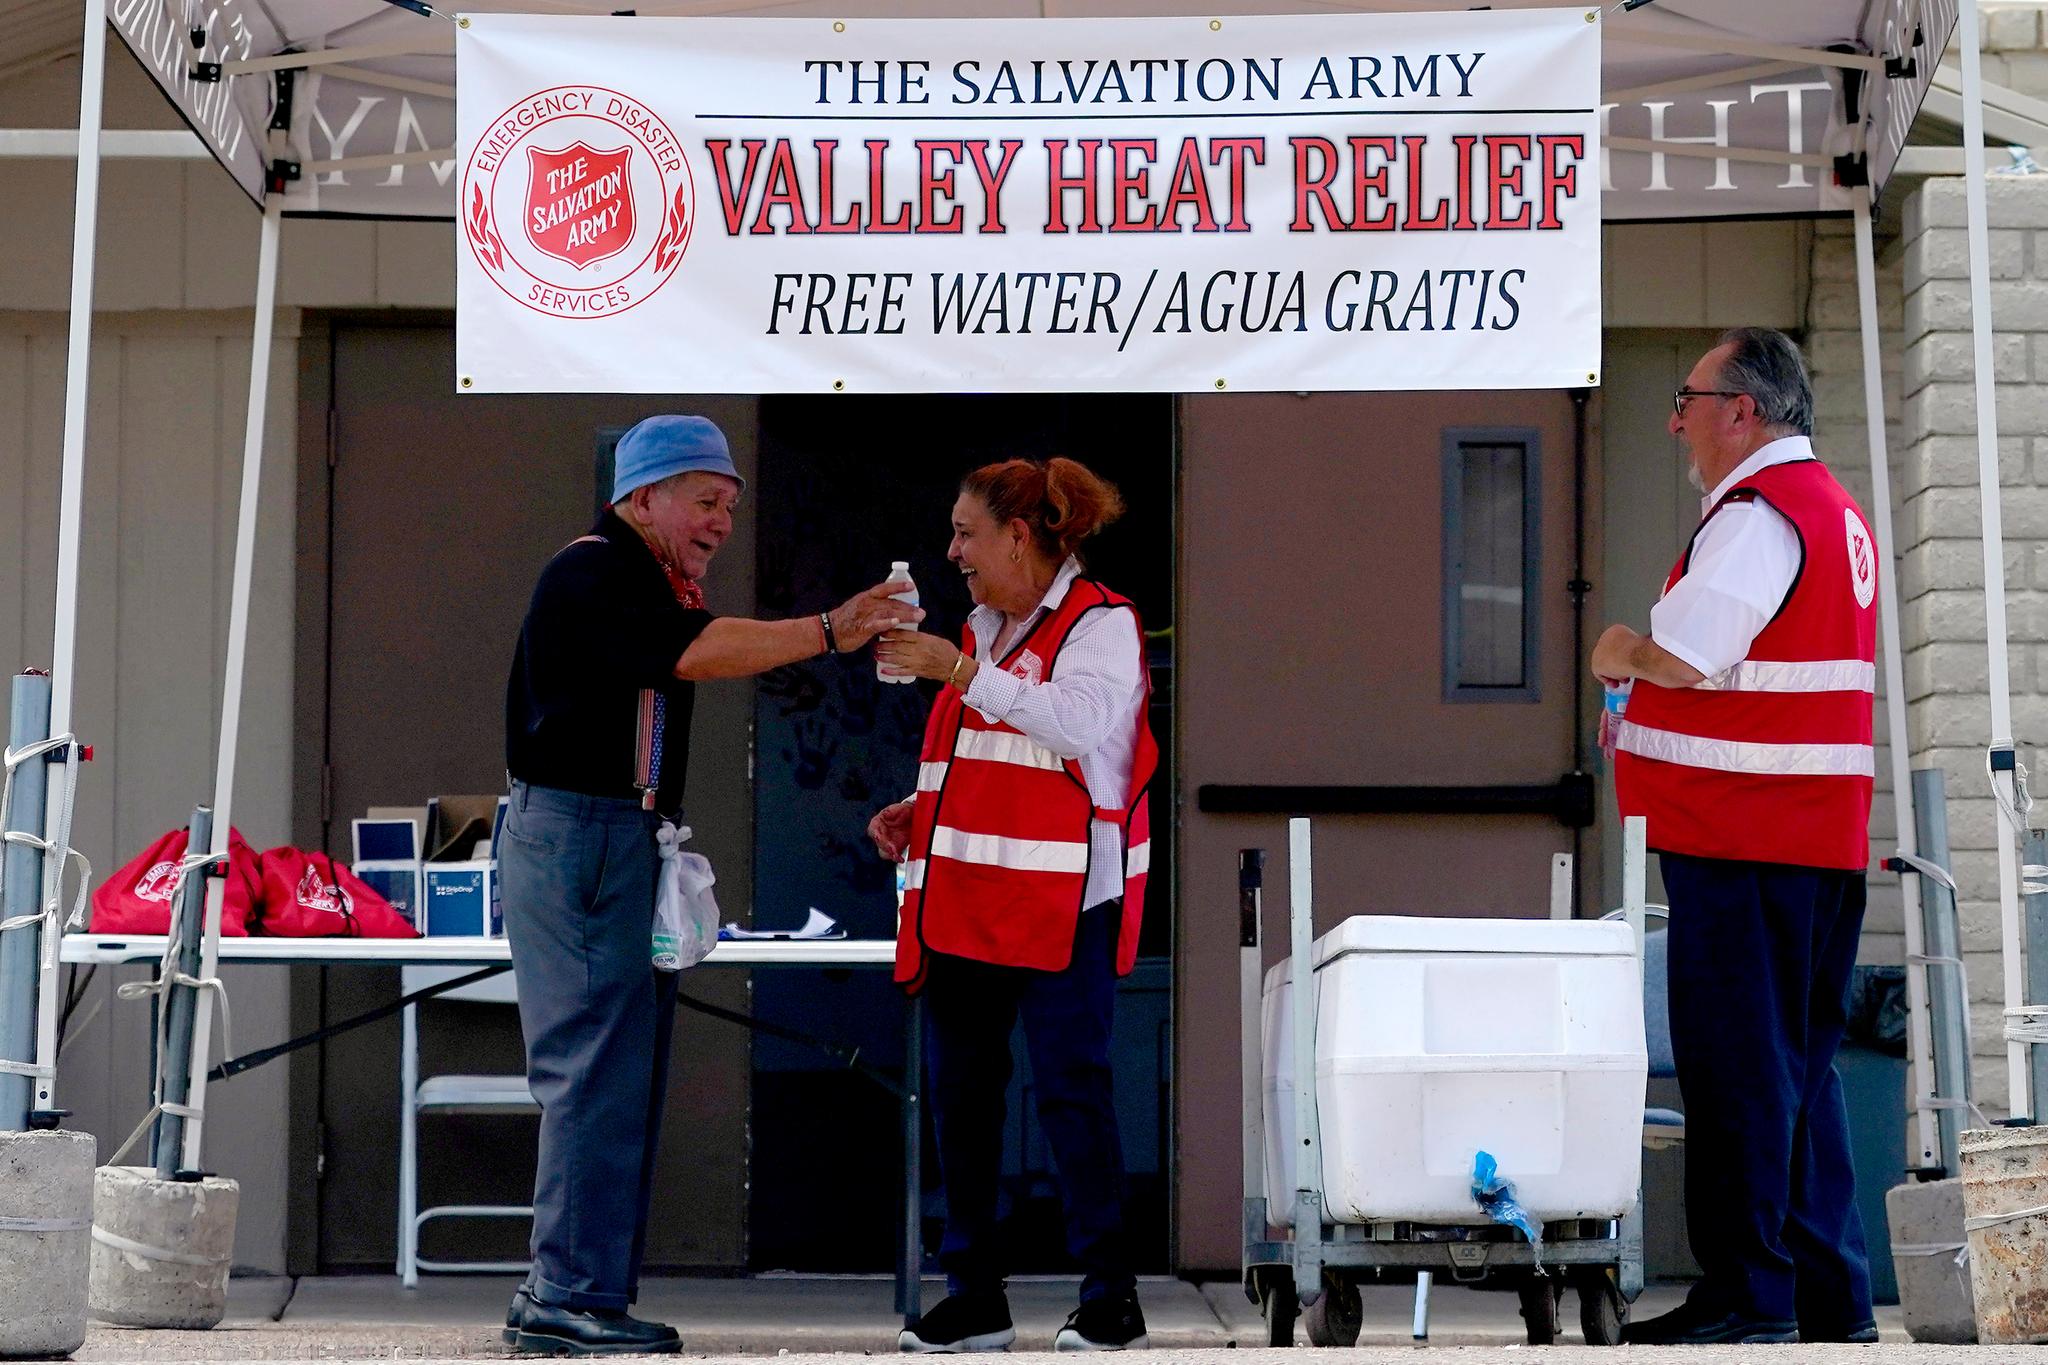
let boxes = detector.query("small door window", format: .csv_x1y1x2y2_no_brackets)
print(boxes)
1443,428,1540,702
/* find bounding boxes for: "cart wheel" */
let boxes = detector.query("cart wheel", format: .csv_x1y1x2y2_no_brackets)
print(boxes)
1577,1272,1627,1346
1517,1275,1561,1346
1301,1272,1361,1348
1257,1272,1298,1347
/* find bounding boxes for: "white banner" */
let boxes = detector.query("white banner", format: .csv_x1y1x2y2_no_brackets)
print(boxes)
455,11,1600,395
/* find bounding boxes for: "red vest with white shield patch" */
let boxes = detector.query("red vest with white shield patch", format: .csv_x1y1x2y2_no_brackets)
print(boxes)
894,578,1157,991
1614,458,1878,871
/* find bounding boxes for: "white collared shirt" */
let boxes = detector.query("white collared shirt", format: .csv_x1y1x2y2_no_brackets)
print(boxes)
1649,434,1812,679
957,557,1147,911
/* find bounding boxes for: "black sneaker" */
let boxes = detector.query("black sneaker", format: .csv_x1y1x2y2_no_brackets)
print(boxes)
898,1292,1016,1353
1054,1295,1149,1352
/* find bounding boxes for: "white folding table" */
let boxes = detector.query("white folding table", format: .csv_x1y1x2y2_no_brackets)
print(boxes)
57,933,925,1320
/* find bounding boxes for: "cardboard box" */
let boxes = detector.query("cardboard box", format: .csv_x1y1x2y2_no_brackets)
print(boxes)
421,795,508,938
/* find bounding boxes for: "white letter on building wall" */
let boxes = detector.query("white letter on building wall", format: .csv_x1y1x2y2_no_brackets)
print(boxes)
387,98,457,189
1750,81,1833,190
1644,98,1737,192
311,94,386,186
1599,103,1616,192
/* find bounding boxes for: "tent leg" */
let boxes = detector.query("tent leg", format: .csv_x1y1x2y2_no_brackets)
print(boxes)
1853,195,1940,1168
32,0,111,1119
179,195,283,1172
1958,0,2033,1119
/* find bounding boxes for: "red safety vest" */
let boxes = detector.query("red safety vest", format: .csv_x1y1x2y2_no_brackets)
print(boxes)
894,577,1158,991
1615,458,1878,871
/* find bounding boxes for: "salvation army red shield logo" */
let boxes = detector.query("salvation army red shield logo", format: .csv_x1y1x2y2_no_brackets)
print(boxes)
297,865,351,918
135,860,181,903
1846,509,1876,609
524,142,636,269
464,86,694,320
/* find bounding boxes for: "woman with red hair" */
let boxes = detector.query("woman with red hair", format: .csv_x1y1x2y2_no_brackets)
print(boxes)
871,457,1157,1353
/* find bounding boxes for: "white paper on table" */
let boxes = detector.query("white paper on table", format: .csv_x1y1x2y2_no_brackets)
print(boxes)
720,907,846,941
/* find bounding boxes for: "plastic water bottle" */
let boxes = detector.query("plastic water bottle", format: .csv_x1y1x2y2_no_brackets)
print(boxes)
878,561,919,684
1598,680,1633,756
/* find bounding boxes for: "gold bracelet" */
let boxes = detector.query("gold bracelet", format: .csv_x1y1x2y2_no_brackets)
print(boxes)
947,653,969,689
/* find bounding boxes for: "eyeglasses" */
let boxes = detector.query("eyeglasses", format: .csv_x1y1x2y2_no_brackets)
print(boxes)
1673,388,1743,416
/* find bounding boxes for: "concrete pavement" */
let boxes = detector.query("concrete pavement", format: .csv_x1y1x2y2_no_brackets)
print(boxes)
63,1274,1934,1360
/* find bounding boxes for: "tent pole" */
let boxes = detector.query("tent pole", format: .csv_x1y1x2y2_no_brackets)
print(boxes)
179,194,282,1171
1854,194,1940,1169
31,0,111,1118
1957,0,2033,1119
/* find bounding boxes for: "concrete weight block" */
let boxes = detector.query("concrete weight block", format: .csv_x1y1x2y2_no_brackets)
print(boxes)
88,1165,237,1330
1962,1125,2048,1344
1886,1176,1978,1343
0,1129,94,1359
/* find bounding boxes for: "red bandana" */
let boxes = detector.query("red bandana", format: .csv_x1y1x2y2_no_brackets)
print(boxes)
665,567,706,611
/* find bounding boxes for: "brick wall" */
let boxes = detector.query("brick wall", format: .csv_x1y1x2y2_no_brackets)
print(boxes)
1897,173,2048,1115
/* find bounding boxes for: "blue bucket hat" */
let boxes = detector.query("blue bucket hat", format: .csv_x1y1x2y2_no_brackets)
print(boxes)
612,415,745,503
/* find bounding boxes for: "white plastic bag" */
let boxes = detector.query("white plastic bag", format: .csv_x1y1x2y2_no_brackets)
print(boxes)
653,822,719,971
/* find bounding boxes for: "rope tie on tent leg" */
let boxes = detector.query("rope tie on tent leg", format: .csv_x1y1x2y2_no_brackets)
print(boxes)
104,849,233,1168
2003,1007,2048,1048
0,734,92,931
1988,748,2035,841
0,733,91,1084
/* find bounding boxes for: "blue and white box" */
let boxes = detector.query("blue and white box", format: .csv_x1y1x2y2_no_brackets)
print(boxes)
352,817,423,930
421,795,508,938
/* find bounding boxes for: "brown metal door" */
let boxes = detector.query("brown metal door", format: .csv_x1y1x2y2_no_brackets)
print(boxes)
310,321,752,1270
1175,387,1588,1272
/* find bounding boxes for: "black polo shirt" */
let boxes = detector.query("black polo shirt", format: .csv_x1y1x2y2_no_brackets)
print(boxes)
506,510,714,817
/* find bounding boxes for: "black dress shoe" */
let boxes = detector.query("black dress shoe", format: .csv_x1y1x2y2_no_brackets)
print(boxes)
505,1289,533,1346
1802,1321,1879,1343
511,1298,681,1356
1624,1303,1798,1345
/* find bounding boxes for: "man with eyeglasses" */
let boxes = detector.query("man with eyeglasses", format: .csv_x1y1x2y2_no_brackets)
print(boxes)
1590,328,1879,1346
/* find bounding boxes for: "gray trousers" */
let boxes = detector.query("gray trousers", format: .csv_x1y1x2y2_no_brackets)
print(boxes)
500,780,679,1311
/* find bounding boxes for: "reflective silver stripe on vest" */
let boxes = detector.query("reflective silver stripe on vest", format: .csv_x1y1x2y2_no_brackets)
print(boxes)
903,858,926,891
931,826,1090,874
1615,722,1874,778
1126,840,1151,878
1694,659,1876,693
916,762,948,793
955,728,1066,771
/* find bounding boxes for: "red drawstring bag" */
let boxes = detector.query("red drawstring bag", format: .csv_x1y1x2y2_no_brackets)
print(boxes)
255,847,419,938
90,827,260,937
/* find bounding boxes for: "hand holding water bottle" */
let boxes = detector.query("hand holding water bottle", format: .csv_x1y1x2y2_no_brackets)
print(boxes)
1598,678,1632,757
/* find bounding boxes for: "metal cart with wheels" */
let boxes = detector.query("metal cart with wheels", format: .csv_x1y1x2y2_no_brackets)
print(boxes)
1237,818,1649,1347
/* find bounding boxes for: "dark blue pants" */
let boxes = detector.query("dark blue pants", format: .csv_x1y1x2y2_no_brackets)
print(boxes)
1661,852,1872,1333
924,902,1133,1304
500,781,680,1312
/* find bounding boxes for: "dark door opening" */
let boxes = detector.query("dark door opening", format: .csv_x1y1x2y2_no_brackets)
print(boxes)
748,393,1175,1273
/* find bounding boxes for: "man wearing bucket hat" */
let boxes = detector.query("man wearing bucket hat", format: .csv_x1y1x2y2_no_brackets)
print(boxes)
501,414,918,1355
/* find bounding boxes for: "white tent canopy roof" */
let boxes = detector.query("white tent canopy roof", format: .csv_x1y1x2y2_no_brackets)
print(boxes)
113,0,1953,221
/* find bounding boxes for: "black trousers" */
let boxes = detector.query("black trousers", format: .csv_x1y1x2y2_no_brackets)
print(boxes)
1661,852,1873,1333
924,902,1133,1305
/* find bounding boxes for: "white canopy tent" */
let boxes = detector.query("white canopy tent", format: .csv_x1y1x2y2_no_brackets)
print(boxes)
10,0,2027,1181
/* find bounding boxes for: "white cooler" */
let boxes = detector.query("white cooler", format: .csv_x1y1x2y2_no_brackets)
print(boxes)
1263,915,1645,1227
